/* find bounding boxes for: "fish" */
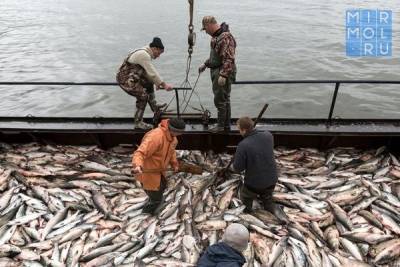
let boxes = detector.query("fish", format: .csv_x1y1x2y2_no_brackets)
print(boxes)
324,225,339,251
0,143,398,266
0,244,21,257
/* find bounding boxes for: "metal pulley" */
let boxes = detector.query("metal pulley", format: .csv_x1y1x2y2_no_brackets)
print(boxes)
188,26,196,55
188,35,196,55
187,0,195,55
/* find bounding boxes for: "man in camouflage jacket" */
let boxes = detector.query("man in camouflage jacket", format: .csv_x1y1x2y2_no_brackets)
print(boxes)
199,16,237,133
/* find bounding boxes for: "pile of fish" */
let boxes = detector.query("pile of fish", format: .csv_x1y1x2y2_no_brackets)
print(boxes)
0,142,399,267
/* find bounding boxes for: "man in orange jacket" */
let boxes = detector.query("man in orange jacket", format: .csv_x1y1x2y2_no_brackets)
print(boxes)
132,118,186,214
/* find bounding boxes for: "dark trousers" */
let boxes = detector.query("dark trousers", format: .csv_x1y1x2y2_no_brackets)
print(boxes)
240,183,276,212
212,76,231,128
142,176,166,214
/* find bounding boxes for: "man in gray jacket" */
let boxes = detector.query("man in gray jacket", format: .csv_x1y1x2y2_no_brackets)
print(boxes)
117,37,173,129
233,116,288,224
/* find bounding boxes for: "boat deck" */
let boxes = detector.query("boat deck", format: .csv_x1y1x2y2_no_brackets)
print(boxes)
0,117,399,152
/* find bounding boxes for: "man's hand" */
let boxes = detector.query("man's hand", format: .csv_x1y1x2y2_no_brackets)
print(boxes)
132,166,143,175
164,83,173,91
218,76,226,86
198,64,207,73
158,82,173,91
173,165,179,173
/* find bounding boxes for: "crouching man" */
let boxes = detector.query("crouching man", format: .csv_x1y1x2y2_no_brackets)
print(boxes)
233,116,288,224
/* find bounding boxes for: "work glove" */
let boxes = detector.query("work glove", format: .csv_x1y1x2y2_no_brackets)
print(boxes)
218,76,226,86
198,64,207,73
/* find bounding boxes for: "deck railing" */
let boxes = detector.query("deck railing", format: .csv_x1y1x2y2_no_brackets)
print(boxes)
1,80,399,124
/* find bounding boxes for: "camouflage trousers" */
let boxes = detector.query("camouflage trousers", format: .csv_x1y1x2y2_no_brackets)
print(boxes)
116,60,151,110
240,183,276,212
134,82,154,110
121,81,158,111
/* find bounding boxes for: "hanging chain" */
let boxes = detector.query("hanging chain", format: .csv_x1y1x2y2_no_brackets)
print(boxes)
167,0,205,114
187,0,195,55
178,0,196,109
185,0,196,83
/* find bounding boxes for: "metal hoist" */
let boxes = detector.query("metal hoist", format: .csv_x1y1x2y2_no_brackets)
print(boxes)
155,0,210,126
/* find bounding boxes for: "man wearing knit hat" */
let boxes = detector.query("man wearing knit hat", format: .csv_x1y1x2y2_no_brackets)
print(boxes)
117,37,174,130
199,16,237,133
132,118,185,215
197,223,249,267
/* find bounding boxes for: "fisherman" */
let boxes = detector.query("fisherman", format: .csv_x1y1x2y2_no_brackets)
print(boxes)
233,117,289,224
117,37,174,130
199,16,237,133
197,223,249,267
131,118,185,215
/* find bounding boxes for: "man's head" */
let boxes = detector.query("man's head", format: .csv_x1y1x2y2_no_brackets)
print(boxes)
201,16,219,35
149,37,164,59
222,223,249,252
236,117,254,136
168,118,186,136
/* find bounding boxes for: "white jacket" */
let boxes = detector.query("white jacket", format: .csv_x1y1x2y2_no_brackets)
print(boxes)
128,46,163,86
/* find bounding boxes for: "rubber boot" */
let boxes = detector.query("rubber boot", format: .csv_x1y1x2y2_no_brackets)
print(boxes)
208,124,225,133
142,202,158,215
134,109,153,130
209,104,229,133
264,201,289,225
148,93,167,112
240,186,255,213
224,102,231,131
242,198,253,213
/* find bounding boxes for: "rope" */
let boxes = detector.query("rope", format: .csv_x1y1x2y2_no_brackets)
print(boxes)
182,72,204,113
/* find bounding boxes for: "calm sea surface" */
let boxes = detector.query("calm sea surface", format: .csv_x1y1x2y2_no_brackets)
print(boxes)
0,0,399,119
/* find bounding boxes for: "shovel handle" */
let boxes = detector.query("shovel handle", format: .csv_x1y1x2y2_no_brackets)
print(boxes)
254,103,269,127
141,168,171,174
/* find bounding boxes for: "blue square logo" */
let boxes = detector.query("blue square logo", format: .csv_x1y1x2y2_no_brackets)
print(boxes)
361,42,377,56
377,42,392,56
346,27,360,41
378,10,392,25
346,42,361,56
346,9,392,57
361,10,377,25
346,10,360,26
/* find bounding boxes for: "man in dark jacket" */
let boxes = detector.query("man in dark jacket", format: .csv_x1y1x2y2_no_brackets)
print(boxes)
197,223,248,267
233,117,288,224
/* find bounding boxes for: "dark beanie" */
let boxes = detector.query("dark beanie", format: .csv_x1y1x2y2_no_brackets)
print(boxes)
149,37,164,50
168,118,186,132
